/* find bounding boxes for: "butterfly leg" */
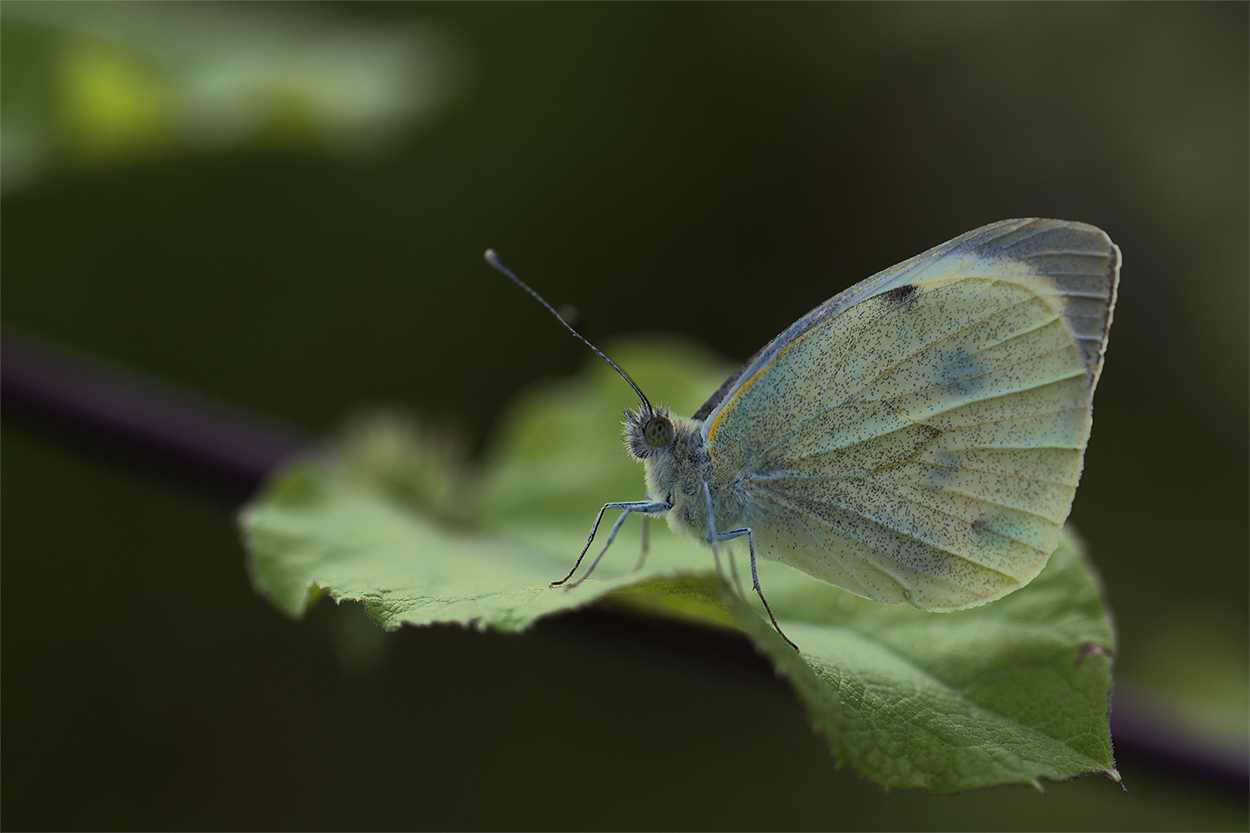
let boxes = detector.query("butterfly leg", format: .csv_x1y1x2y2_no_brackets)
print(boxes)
713,527,799,652
700,490,735,592
554,499,671,588
745,529,798,651
700,483,729,585
699,484,797,650
632,515,651,573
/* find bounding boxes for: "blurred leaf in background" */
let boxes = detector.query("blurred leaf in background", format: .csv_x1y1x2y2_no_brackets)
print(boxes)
1,1,460,190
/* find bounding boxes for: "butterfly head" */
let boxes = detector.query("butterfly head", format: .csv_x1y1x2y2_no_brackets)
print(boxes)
623,405,675,460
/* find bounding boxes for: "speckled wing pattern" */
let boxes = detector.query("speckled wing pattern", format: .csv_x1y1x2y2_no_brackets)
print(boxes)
703,219,1119,610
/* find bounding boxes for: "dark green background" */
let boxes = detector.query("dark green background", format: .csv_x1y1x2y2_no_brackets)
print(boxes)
4,3,1247,829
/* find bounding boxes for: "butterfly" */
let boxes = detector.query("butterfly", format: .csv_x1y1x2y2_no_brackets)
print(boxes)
487,218,1120,649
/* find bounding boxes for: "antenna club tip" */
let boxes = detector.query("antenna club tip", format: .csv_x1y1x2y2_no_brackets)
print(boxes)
484,249,512,274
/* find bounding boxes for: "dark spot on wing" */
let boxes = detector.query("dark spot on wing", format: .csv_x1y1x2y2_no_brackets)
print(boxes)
881,284,918,307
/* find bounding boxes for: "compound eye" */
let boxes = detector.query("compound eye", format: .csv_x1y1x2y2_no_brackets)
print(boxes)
643,415,673,448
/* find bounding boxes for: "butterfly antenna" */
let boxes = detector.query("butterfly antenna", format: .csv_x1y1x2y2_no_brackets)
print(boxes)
484,249,653,413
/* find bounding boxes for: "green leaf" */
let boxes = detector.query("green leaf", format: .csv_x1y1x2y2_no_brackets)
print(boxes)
240,338,1119,793
730,537,1118,793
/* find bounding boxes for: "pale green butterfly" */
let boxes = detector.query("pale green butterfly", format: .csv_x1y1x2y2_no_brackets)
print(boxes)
486,218,1120,649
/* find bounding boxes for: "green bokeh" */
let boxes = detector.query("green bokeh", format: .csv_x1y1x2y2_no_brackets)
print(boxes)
4,2,1246,829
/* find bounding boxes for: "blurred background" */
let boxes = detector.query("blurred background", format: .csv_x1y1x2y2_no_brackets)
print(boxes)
3,3,1246,829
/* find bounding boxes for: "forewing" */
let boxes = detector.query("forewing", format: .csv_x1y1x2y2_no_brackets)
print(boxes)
705,219,1120,609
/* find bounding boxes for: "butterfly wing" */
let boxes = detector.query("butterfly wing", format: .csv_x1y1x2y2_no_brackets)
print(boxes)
703,219,1120,610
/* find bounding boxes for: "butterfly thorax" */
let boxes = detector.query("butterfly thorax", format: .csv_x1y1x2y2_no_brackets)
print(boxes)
623,406,750,542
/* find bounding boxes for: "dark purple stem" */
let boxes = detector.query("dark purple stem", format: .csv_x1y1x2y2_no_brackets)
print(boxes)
2,327,311,497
